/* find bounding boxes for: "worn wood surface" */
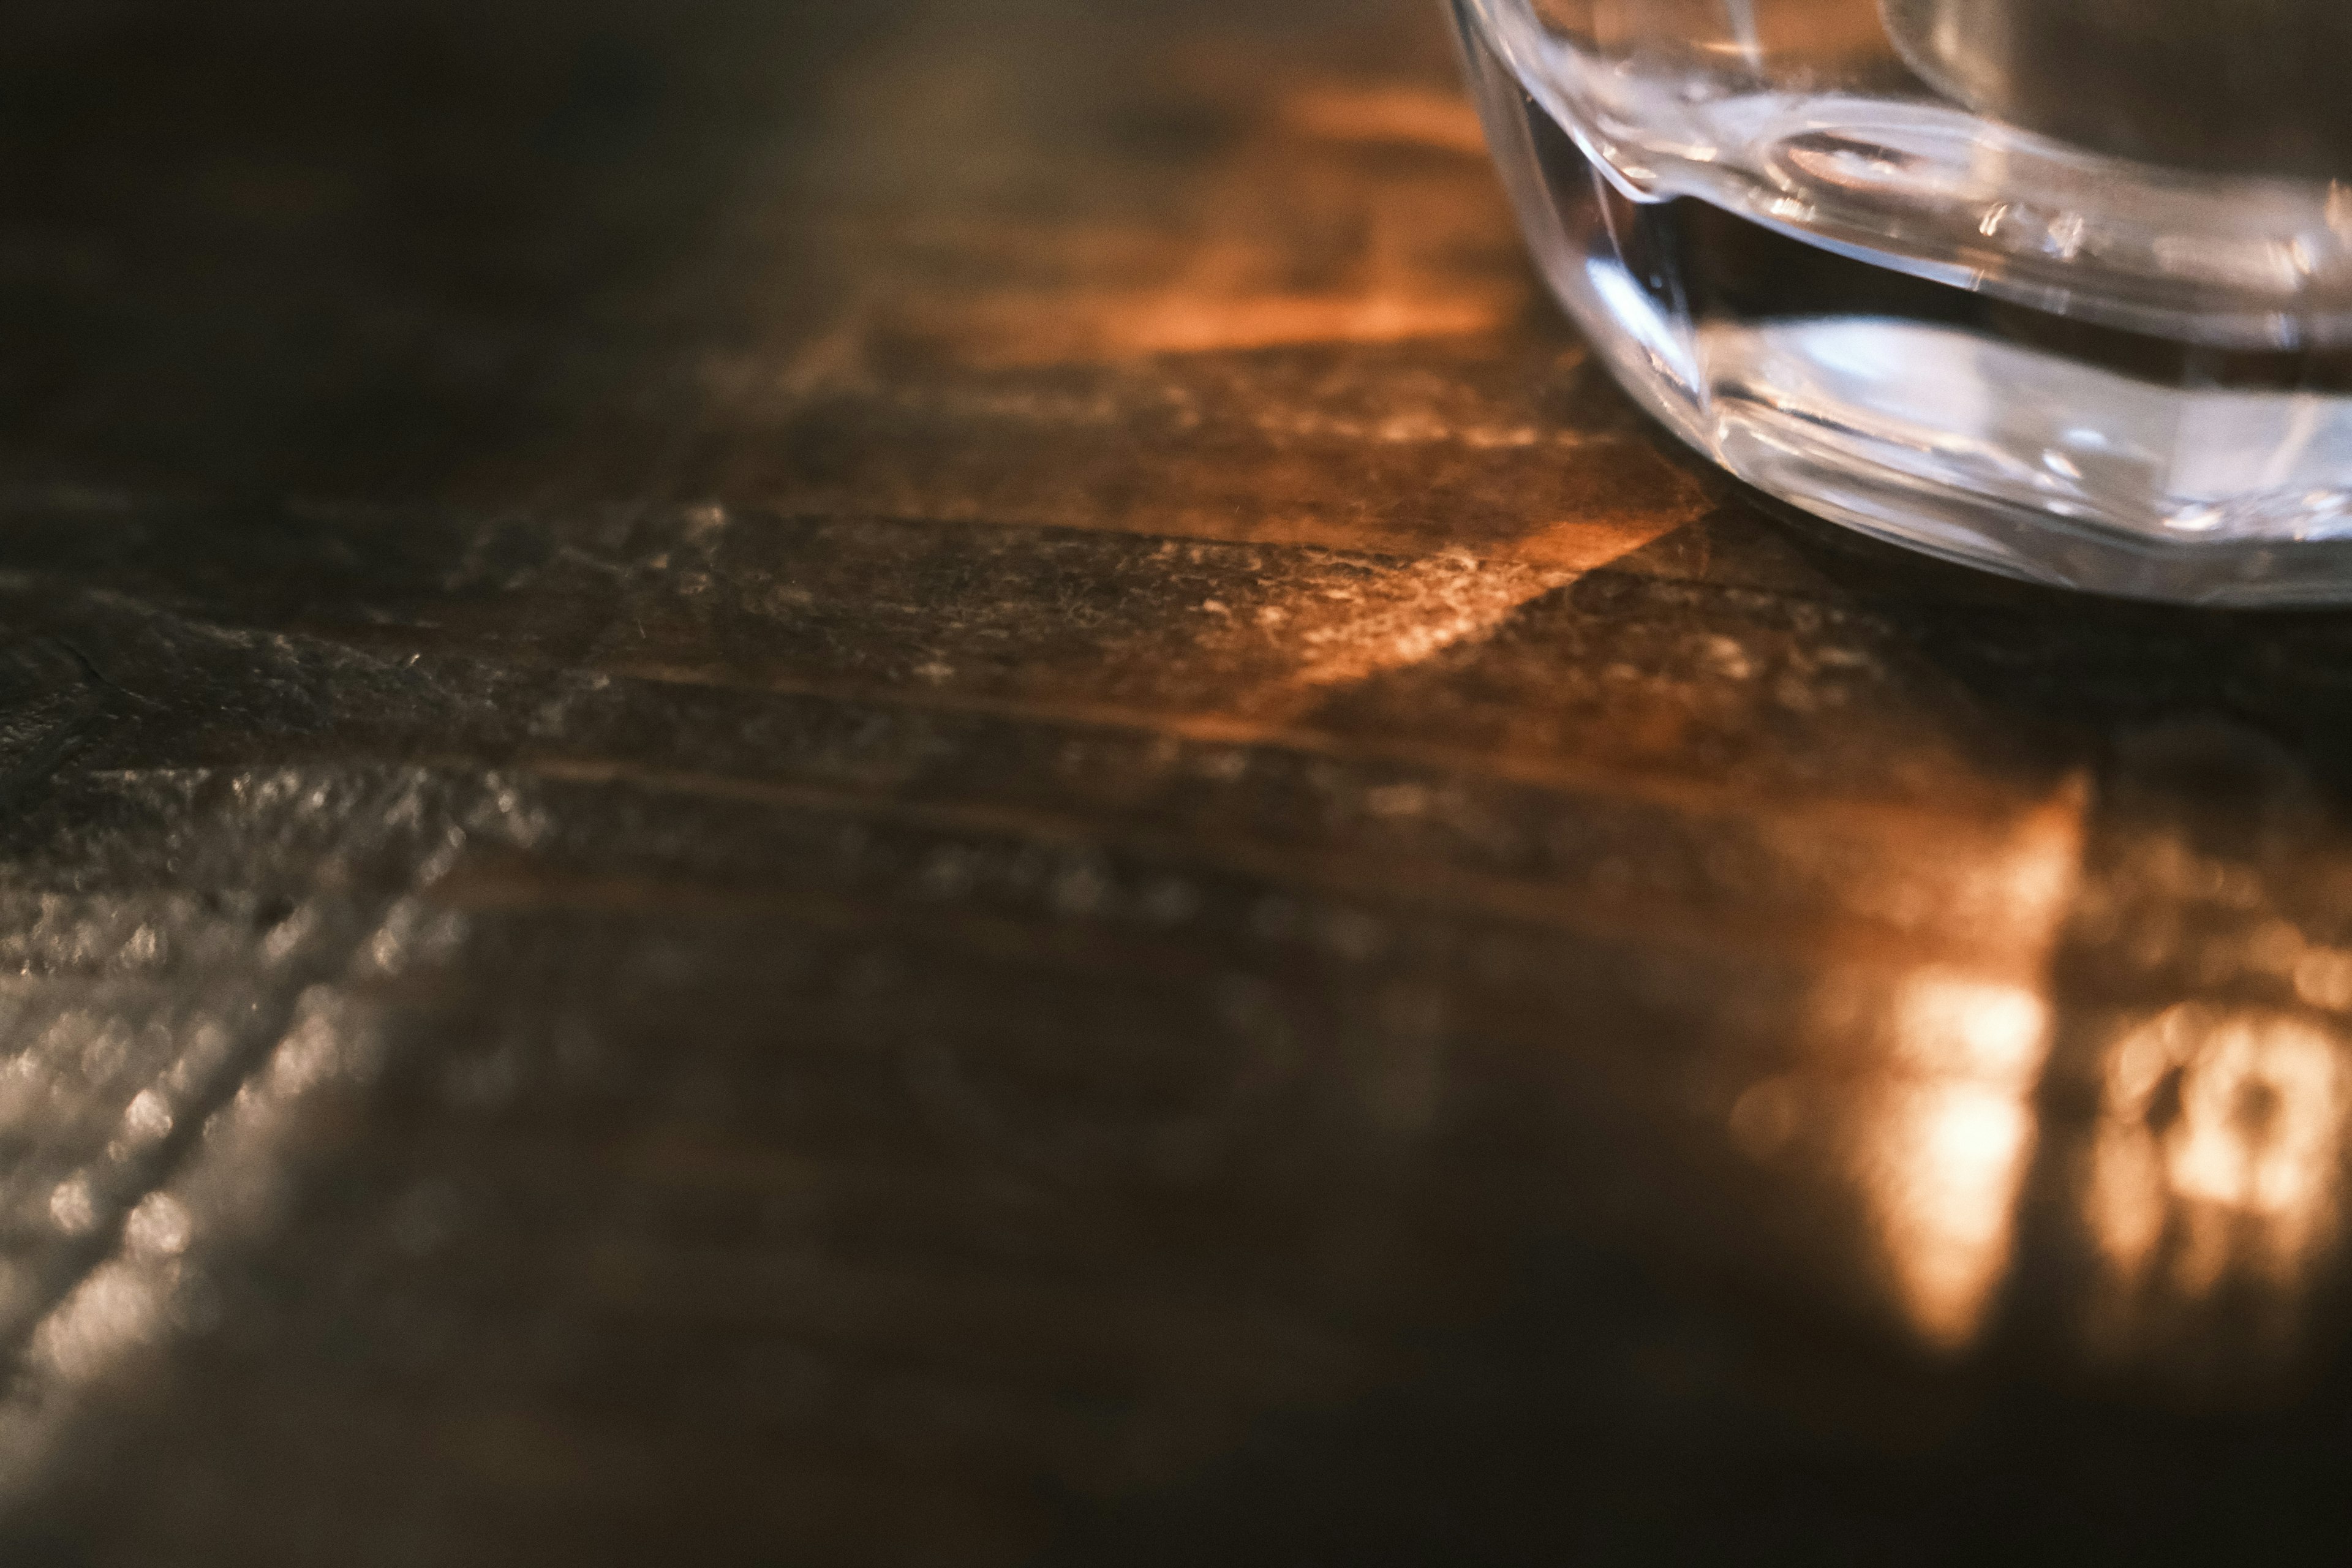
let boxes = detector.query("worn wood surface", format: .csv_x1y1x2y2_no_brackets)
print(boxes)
4,0,2352,1561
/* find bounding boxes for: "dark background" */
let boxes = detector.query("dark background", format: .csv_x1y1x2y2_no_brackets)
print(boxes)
3,1,2352,1561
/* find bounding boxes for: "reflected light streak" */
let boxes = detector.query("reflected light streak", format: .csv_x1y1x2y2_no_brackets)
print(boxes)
1282,84,1491,155
2084,1005,2348,1351
887,265,1525,368
1839,784,2082,1352
1868,973,2052,1350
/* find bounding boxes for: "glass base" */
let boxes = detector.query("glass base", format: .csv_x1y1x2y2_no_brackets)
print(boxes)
1455,0,2352,605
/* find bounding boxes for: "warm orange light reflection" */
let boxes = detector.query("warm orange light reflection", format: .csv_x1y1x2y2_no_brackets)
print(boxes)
1866,973,2051,1350
2083,1005,2349,1354
1282,83,1491,154
914,286,1522,366
1826,782,2084,1352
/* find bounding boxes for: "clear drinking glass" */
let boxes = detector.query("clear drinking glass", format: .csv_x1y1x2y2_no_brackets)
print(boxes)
1454,0,2352,603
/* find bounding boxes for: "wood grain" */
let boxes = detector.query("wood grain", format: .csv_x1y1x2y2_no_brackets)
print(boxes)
1,1,2350,1563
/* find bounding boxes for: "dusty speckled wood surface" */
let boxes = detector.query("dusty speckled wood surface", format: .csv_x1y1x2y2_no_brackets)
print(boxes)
1,0,2351,1562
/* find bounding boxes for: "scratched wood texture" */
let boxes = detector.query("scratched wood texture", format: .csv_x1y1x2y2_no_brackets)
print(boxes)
5,0,2352,1562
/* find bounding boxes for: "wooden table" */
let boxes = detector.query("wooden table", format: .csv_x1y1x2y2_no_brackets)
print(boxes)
4,0,2350,1560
